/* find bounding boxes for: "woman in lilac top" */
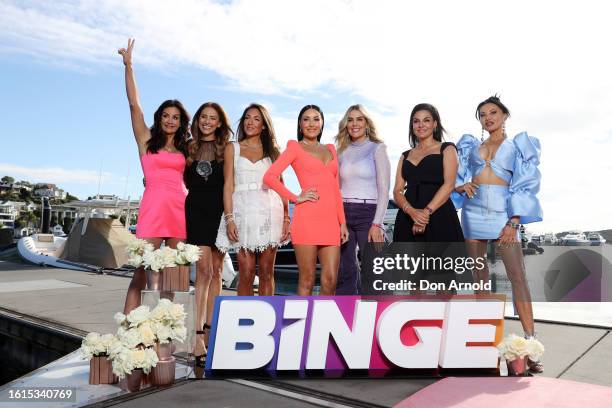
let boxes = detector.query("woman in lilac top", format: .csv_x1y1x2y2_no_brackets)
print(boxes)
335,104,391,295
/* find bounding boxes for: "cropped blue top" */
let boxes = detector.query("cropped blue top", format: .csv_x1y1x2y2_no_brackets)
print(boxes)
451,132,543,224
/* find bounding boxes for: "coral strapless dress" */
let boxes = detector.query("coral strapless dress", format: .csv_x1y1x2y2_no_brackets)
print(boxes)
136,151,187,239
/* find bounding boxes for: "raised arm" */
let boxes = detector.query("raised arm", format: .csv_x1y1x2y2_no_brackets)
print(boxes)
118,38,150,155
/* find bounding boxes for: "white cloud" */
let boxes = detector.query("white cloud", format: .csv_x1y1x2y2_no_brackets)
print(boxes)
0,163,112,185
2,0,611,232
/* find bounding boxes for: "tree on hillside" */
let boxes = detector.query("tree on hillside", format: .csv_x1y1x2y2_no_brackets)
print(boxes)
1,176,15,184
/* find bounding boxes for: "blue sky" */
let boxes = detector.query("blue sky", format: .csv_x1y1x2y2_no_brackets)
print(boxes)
1,0,611,233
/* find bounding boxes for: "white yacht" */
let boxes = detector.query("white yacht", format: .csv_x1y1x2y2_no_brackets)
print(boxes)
560,231,591,246
543,232,558,245
586,232,607,246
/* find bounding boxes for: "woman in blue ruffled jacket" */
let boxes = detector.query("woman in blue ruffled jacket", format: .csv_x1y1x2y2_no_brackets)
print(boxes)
453,95,543,373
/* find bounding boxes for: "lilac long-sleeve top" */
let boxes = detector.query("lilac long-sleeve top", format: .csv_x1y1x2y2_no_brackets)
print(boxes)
338,139,391,225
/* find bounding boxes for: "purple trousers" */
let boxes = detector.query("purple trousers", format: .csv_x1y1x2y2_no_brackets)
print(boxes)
337,202,376,295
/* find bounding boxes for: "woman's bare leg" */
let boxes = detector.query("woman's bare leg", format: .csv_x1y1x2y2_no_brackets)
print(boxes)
194,245,213,356
202,248,225,348
498,243,535,335
257,247,278,296
123,237,163,314
237,249,257,296
294,245,318,296
318,246,340,296
466,239,490,294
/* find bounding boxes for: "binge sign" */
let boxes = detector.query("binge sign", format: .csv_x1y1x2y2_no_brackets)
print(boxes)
205,296,505,376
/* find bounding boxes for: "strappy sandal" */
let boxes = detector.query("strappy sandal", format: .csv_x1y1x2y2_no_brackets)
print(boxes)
528,358,544,374
194,323,211,368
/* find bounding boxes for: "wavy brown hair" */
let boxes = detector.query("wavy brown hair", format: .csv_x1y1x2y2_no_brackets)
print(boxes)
147,99,190,155
187,102,233,164
335,104,383,153
236,103,280,161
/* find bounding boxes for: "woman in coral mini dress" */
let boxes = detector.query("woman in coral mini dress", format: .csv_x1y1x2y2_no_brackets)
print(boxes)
264,105,349,295
118,39,189,313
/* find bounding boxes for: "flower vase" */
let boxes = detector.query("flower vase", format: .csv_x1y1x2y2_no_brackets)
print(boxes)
154,341,174,361
150,358,176,386
146,269,162,291
89,355,117,384
124,369,144,392
151,340,176,386
162,265,190,292
507,356,528,376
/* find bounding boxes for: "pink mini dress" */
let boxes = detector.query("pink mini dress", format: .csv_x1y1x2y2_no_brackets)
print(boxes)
136,151,187,239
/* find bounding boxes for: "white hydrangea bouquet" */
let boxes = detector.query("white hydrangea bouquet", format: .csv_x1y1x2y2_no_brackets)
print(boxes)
110,305,158,381
114,306,157,348
80,332,121,360
109,345,159,380
156,243,201,291
175,242,201,265
497,334,545,361
80,332,122,384
142,246,177,272
149,298,188,344
126,239,154,268
498,333,545,376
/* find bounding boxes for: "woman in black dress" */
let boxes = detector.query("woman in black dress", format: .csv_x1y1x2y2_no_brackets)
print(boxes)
185,102,232,364
393,104,463,289
393,103,463,241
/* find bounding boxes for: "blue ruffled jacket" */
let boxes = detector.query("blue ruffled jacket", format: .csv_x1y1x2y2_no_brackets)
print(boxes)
451,132,543,224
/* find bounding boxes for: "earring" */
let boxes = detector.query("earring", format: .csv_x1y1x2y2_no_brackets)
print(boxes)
365,127,370,137
480,127,484,142
502,122,507,138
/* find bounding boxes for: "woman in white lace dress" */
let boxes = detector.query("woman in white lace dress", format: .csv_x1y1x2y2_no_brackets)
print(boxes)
216,103,290,296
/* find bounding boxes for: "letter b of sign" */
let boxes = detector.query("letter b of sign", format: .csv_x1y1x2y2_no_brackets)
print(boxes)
210,300,276,369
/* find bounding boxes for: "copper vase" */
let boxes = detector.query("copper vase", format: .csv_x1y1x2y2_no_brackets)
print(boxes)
162,265,190,292
507,356,527,376
146,269,162,290
155,341,174,361
124,369,144,392
88,355,117,384
150,357,176,386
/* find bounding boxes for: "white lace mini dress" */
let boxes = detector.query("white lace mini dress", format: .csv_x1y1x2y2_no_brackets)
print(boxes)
215,142,289,253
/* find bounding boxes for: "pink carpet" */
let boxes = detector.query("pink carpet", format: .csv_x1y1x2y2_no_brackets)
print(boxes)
395,376,612,408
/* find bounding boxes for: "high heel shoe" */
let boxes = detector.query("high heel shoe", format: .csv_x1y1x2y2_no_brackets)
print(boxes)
194,323,211,368
527,358,544,374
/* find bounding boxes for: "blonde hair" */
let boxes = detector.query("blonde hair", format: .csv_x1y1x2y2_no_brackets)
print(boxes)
335,104,383,153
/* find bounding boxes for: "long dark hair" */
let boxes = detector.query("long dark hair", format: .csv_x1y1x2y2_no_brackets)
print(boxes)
408,103,445,148
147,99,190,155
187,102,233,164
476,95,511,120
297,104,325,141
236,103,280,161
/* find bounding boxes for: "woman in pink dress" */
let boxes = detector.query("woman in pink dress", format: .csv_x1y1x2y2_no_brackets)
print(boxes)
264,105,349,295
118,39,190,313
